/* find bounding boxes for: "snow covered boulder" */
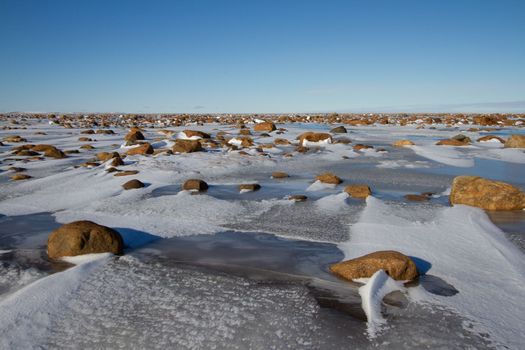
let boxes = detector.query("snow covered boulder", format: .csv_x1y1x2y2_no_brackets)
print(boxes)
182,179,208,192
297,132,332,147
172,139,203,153
476,135,505,143
254,121,276,132
124,128,145,143
181,130,211,139
315,172,342,185
504,134,525,148
122,179,145,190
47,221,123,260
330,251,419,281
126,143,154,155
239,184,261,193
228,136,253,148
392,139,414,147
344,184,371,199
450,176,525,210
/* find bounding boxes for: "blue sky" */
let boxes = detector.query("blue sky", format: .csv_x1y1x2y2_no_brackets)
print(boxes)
1,0,524,113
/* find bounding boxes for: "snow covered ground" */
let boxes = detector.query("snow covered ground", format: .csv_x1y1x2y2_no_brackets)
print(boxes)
0,118,524,349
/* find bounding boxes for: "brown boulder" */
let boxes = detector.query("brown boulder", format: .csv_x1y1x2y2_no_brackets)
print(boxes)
126,143,154,155
297,132,332,146
3,135,27,143
344,184,371,199
449,176,525,210
239,184,261,192
10,173,32,181
122,179,145,190
271,172,289,179
330,126,347,134
504,134,525,148
476,135,505,143
315,172,342,185
436,139,469,146
392,140,415,147
124,129,145,143
182,130,211,139
254,122,276,132
114,170,139,177
31,145,67,159
353,144,374,151
274,138,291,145
47,221,123,259
173,139,203,153
96,151,121,162
330,251,419,281
182,179,208,192
289,194,307,202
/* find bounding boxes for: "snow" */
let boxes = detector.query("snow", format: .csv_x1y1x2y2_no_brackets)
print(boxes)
359,270,406,338
61,252,113,265
410,145,475,167
306,180,337,192
339,196,525,348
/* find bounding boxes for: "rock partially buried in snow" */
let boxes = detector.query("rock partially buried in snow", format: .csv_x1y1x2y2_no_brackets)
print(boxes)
181,130,211,139
449,176,525,210
271,171,289,179
477,135,505,143
122,179,145,190
315,172,342,185
344,184,371,199
114,170,139,177
173,139,203,153
124,128,145,143
404,194,430,202
504,134,525,148
254,121,276,132
330,251,419,281
297,132,332,146
392,139,415,147
32,144,67,158
239,184,261,192
10,173,32,181
126,143,154,155
47,220,123,259
182,179,208,192
329,126,347,134
289,194,307,202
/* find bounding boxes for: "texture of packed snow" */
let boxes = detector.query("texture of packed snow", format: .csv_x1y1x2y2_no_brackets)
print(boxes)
359,270,406,338
339,197,525,348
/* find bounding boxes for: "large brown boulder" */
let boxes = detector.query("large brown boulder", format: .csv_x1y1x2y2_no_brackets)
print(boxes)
297,132,332,146
344,184,371,199
47,221,123,259
182,179,208,192
504,134,525,148
315,172,342,185
449,176,525,210
254,122,276,132
31,144,66,158
173,139,203,153
330,251,419,281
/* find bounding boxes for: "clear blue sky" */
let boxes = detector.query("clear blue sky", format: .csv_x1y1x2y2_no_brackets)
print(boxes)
1,0,524,113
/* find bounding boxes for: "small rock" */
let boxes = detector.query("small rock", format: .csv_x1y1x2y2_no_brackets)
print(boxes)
182,179,208,192
254,122,276,132
239,184,261,192
404,194,430,202
392,139,415,147
353,144,374,151
126,143,154,155
271,172,289,179
10,173,32,181
315,172,342,185
297,132,332,146
289,195,307,202
173,139,203,153
114,170,139,177
96,152,121,162
330,126,347,134
122,179,145,190
344,184,371,199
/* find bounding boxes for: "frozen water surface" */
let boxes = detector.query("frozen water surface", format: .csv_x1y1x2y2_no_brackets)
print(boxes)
1,119,524,349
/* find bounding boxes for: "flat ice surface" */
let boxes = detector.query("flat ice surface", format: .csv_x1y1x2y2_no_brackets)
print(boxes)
1,119,524,349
